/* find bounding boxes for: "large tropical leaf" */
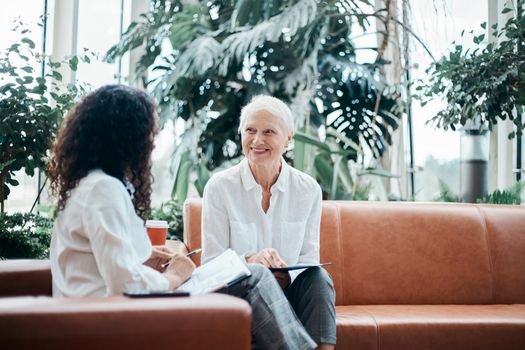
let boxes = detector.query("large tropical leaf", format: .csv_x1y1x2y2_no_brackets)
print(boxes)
219,0,318,75
231,0,301,27
106,1,209,78
158,36,222,97
312,58,400,160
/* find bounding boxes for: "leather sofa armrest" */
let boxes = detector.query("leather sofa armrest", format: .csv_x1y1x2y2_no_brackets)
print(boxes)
0,293,251,350
0,259,52,297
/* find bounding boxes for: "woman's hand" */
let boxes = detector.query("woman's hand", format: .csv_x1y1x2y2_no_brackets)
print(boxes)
246,248,287,268
143,245,175,271
162,254,196,289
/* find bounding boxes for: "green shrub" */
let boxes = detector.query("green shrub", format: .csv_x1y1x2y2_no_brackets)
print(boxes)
435,180,523,204
479,182,525,205
149,199,184,241
0,212,53,259
0,20,89,212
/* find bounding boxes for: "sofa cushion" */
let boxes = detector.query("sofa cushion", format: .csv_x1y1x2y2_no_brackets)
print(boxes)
336,304,525,350
0,294,251,350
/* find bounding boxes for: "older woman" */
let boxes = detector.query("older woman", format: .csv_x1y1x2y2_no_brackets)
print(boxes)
202,95,336,349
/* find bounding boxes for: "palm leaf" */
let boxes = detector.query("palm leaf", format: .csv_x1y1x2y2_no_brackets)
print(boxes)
169,5,208,50
294,131,331,152
219,0,318,74
271,49,318,97
312,59,401,159
157,36,222,97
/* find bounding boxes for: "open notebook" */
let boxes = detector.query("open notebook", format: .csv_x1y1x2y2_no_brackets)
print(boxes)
176,249,251,295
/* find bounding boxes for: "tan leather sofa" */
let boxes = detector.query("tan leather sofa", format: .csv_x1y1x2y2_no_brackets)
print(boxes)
183,199,525,350
0,250,251,349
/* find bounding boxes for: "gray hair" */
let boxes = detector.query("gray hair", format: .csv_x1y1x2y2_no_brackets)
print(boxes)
238,95,294,134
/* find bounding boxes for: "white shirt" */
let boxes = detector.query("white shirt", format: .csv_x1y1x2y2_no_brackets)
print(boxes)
50,170,169,297
201,158,322,283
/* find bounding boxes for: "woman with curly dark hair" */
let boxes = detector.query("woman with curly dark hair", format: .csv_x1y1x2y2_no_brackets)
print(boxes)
48,84,194,297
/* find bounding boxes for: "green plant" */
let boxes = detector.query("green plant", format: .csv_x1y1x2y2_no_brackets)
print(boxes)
479,181,524,204
294,128,397,200
0,20,89,212
149,199,184,241
434,179,461,202
106,0,408,203
434,179,523,204
418,1,525,137
0,212,53,259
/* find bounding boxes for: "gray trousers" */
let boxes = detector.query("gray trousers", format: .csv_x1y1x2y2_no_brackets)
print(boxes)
284,267,337,345
219,264,317,350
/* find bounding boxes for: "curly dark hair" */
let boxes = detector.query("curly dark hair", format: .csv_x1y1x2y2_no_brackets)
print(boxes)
48,85,158,220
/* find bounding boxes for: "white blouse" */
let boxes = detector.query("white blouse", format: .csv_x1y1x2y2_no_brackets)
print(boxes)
50,170,169,297
201,158,322,283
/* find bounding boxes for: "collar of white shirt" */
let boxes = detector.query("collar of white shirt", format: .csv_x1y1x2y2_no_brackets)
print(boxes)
240,157,290,193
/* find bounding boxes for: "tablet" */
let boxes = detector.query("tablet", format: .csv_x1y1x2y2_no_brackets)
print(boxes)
123,290,190,298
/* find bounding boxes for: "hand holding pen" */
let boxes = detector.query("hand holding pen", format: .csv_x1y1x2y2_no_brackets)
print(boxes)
161,248,202,269
161,252,196,289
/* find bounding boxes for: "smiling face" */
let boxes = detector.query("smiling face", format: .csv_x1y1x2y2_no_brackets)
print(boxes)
241,110,292,167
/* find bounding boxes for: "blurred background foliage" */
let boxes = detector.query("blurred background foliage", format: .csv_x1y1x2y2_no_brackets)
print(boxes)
0,20,88,258
418,2,525,137
149,198,184,241
0,20,89,213
0,212,53,259
435,180,525,205
106,0,404,202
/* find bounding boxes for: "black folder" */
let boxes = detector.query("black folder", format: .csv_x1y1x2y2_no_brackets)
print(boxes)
269,262,333,272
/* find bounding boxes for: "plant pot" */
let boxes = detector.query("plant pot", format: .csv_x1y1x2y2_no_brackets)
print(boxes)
460,129,489,203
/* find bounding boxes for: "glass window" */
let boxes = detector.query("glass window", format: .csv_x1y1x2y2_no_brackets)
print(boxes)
410,0,488,201
4,0,131,213
76,0,131,87
0,1,44,52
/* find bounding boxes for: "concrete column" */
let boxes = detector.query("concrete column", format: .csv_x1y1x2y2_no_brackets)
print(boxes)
487,0,515,191
49,0,78,84
375,0,408,199
128,0,148,87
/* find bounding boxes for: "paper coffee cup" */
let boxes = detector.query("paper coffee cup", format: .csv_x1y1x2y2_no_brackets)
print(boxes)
145,220,169,245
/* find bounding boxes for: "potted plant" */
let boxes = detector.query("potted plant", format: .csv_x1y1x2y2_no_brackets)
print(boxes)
418,3,525,202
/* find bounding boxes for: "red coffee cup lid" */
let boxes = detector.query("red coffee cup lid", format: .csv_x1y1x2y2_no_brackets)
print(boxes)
145,220,169,228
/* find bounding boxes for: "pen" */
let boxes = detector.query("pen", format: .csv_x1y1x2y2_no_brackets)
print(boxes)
186,248,202,258
161,248,202,269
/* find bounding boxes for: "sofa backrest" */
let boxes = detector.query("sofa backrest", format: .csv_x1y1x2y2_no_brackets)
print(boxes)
183,199,525,306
